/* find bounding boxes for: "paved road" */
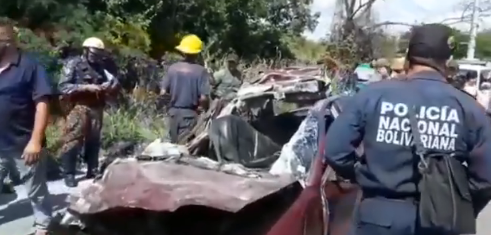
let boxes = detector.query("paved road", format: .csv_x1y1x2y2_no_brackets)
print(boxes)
0,176,87,235
2,180,491,235
477,203,491,234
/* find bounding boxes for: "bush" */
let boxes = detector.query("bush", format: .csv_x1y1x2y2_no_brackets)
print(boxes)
102,108,166,149
13,25,165,154
16,24,319,155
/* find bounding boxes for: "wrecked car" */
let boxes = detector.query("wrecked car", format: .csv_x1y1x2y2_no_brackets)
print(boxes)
51,67,361,235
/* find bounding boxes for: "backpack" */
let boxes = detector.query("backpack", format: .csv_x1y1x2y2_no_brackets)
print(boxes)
408,105,476,234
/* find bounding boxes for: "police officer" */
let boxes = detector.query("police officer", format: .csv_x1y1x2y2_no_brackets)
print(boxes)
324,23,491,235
58,37,119,187
160,34,210,143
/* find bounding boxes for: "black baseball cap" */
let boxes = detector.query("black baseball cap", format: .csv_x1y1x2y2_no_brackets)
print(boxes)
407,24,454,60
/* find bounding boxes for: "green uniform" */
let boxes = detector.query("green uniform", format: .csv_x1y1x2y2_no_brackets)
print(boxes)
213,68,242,100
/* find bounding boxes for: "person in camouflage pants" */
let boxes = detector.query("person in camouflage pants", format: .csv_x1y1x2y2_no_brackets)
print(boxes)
57,37,119,187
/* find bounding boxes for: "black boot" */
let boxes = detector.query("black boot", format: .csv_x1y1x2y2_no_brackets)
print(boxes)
1,181,15,194
85,169,97,179
64,174,78,187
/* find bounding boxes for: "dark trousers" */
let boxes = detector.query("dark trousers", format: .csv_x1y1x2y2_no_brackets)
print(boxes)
168,109,198,143
350,197,459,235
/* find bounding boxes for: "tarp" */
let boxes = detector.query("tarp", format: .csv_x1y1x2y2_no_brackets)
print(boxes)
354,64,379,82
208,115,281,168
67,158,296,214
269,101,325,182
269,95,354,185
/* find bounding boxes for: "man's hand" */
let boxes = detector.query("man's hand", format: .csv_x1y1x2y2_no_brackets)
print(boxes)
82,84,101,92
22,140,42,166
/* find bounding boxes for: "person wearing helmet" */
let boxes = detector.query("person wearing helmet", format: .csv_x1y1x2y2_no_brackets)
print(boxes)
324,23,491,235
160,34,211,143
0,19,53,235
57,37,120,187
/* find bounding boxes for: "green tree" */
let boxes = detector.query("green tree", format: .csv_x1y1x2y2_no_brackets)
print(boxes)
0,0,319,60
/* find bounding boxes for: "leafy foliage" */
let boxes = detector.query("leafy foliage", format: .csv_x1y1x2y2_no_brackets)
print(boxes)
0,0,323,152
398,27,491,60
1,0,320,60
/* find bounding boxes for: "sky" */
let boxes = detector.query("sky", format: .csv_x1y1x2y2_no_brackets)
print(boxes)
304,0,487,40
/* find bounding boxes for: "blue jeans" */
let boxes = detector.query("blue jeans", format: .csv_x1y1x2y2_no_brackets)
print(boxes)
0,150,52,229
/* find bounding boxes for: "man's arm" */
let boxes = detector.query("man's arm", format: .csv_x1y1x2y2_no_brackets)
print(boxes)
102,69,120,95
31,64,53,145
58,59,83,94
159,69,172,96
198,70,211,110
212,70,223,88
323,93,366,180
467,106,491,214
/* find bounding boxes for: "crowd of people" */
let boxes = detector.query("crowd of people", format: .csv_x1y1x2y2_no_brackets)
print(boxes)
1,14,491,235
324,24,491,235
0,19,244,234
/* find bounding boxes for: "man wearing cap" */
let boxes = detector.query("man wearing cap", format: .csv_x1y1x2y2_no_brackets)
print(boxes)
390,56,406,78
160,34,211,143
446,60,467,90
212,54,242,101
58,37,120,187
324,23,491,235
446,60,459,79
371,58,390,80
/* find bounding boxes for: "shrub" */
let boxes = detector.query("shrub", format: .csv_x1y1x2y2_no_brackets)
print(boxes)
17,24,319,155
102,108,166,149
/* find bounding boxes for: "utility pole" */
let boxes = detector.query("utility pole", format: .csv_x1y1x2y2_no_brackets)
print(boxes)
467,0,480,59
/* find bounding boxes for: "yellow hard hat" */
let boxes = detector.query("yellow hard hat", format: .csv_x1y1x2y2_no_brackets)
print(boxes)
175,34,203,54
82,37,105,49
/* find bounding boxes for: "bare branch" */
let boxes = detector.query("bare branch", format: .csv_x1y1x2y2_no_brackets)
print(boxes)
364,21,417,30
349,0,377,19
440,13,491,24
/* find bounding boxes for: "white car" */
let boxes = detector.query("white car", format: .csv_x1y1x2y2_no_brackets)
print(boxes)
458,60,491,111
457,59,491,88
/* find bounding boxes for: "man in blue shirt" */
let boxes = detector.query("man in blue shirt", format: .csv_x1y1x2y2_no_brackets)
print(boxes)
324,24,491,235
0,19,53,235
160,34,210,143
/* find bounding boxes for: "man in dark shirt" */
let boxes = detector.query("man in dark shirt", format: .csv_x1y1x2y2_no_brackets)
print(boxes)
160,34,210,143
0,19,53,235
57,37,119,187
324,24,491,235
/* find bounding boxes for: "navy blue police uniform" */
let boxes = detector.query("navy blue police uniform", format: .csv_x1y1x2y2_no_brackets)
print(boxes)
324,24,491,235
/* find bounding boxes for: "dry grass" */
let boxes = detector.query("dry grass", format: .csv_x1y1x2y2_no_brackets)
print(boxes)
45,57,316,153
